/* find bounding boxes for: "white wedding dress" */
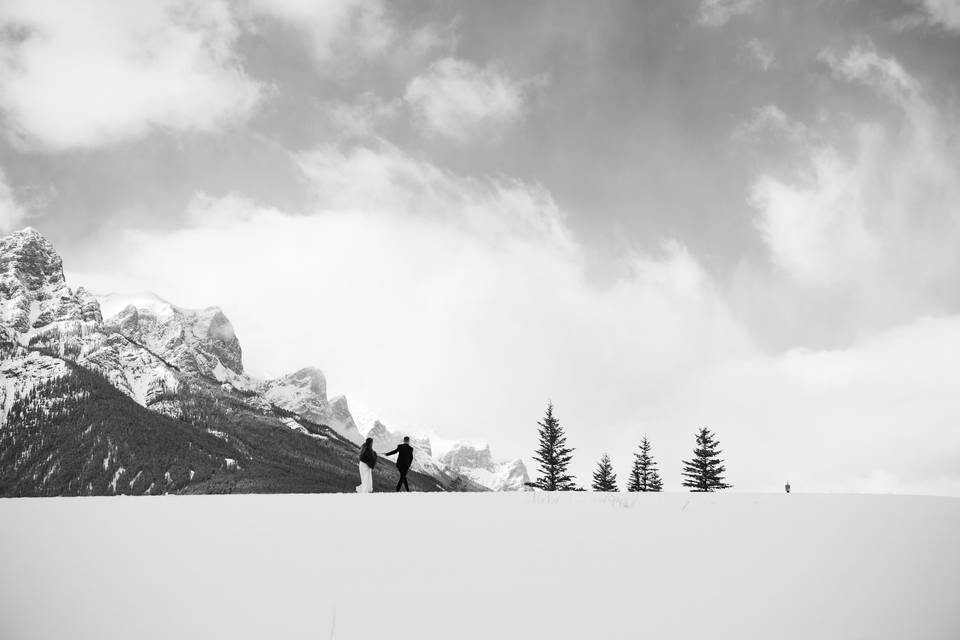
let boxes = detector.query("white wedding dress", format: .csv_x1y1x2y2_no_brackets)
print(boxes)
356,462,373,493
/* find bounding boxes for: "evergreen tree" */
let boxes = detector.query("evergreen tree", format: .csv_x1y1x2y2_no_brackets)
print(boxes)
681,427,732,492
648,468,663,492
591,453,618,491
532,402,577,491
627,436,663,492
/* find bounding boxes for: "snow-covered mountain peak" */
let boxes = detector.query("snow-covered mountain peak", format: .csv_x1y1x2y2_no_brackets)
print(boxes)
290,367,328,401
1,228,67,317
366,419,390,440
437,441,496,472
2,226,52,249
328,393,349,412
428,438,530,491
429,435,490,460
259,367,327,406
96,292,363,445
98,293,244,378
97,292,176,323
259,370,362,444
0,228,102,338
0,227,62,269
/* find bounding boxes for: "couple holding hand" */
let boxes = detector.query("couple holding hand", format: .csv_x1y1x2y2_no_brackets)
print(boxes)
356,436,414,493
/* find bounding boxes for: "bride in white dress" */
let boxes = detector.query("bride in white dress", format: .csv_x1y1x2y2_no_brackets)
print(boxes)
356,438,377,493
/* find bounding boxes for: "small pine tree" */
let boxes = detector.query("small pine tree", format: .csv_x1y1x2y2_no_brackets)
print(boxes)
592,453,618,491
681,427,732,492
648,468,663,492
627,436,663,492
532,402,577,491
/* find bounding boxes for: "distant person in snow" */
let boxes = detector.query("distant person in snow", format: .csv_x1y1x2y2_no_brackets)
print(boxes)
357,438,377,493
384,436,414,492
785,481,791,494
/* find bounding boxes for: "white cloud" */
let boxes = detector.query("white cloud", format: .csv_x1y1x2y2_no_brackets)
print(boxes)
740,38,776,70
245,0,455,71
403,21,460,61
0,0,263,151
748,45,960,309
246,0,395,63
697,0,761,27
0,169,27,233
404,58,529,143
819,44,920,106
735,104,806,142
750,142,882,287
322,93,401,139
917,0,960,31
295,142,571,245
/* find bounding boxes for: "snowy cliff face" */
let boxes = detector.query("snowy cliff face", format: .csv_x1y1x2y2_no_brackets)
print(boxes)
0,350,71,420
99,293,243,380
437,442,531,491
0,229,180,417
259,368,363,444
0,232,242,424
323,395,362,444
96,297,365,445
96,296,365,445
0,228,102,340
440,441,496,471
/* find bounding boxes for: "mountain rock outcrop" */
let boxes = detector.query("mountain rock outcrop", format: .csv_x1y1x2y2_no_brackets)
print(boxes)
101,296,243,379
437,442,531,491
0,228,102,339
259,368,363,444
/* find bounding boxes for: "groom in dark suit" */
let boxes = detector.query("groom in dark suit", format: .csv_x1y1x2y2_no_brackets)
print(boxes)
384,436,415,492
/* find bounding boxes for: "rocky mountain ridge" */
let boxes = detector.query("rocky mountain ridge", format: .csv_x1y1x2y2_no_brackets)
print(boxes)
257,367,364,445
437,441,530,491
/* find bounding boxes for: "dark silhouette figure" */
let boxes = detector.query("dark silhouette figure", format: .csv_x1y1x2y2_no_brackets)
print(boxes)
357,437,377,493
384,436,414,492
785,481,791,494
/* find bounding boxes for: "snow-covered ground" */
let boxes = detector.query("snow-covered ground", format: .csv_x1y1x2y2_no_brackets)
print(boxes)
1,492,958,640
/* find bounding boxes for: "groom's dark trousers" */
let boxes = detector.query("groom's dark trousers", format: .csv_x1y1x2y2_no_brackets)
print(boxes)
396,465,410,492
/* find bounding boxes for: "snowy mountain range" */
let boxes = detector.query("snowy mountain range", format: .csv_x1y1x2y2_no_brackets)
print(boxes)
0,227,528,494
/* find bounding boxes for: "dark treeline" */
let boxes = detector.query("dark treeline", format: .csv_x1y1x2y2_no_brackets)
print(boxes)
531,402,732,493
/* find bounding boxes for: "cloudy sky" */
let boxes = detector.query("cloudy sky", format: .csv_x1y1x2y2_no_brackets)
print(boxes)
2,0,960,494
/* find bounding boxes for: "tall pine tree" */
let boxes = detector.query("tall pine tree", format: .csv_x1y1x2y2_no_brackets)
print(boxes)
627,436,663,492
591,453,618,491
532,402,577,491
681,427,732,492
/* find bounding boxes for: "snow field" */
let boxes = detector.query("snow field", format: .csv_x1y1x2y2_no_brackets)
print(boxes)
0,492,957,640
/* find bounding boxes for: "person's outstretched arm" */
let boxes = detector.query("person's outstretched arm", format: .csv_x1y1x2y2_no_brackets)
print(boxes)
384,447,398,456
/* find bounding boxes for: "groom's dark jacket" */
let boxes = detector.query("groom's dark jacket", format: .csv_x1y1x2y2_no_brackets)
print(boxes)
385,443,414,470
